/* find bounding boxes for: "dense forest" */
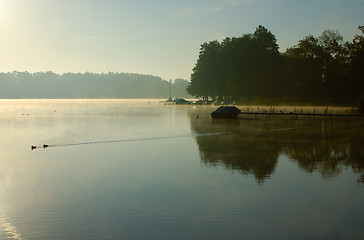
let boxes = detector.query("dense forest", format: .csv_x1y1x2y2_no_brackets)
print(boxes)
187,25,364,106
0,72,191,99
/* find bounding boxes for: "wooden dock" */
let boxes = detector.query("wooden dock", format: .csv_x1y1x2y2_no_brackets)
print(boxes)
239,112,364,118
211,106,364,119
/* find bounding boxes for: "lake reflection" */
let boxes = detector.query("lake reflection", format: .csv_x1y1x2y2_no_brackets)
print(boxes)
189,107,364,184
0,100,363,240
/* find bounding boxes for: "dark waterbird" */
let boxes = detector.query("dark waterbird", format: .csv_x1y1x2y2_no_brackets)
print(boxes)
31,144,49,150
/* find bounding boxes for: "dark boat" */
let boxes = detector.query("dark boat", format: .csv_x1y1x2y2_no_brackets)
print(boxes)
174,98,191,105
211,106,241,119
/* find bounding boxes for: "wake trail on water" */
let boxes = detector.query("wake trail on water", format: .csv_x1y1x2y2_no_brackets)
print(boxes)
31,132,231,150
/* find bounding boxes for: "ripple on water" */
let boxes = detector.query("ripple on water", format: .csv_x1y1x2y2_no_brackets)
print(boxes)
0,214,27,240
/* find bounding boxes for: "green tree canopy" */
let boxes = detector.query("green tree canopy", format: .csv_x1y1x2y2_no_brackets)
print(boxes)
188,26,363,105
188,25,282,102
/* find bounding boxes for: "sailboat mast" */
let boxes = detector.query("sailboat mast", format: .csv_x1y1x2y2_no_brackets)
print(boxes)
169,79,172,100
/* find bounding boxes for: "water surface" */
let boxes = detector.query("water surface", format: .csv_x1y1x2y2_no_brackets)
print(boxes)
0,100,363,240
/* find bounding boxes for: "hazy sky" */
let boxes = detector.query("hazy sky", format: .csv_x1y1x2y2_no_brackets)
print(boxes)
0,0,363,80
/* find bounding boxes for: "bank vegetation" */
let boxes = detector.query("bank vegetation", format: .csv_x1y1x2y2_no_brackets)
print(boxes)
187,25,364,108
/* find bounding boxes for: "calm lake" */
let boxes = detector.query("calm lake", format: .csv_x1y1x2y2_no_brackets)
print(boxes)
0,99,363,240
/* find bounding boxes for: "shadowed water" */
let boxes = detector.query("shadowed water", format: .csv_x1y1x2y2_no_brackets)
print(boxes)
0,99,363,240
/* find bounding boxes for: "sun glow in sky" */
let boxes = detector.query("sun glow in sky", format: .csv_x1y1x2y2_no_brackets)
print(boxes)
0,0,363,80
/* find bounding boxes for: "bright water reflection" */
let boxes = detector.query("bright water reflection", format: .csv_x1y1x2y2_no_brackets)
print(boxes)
0,100,363,240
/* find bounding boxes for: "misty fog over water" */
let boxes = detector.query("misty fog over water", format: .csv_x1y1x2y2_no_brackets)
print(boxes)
0,99,363,240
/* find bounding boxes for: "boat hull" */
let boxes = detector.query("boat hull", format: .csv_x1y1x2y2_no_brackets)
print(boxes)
211,106,241,119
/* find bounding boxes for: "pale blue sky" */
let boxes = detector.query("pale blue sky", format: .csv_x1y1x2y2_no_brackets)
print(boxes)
0,0,363,80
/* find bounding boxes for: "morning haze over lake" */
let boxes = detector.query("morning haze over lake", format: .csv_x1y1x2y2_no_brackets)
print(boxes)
1,0,364,239
1,100,363,240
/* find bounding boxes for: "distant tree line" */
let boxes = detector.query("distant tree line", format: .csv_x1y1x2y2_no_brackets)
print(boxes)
187,25,364,106
0,71,191,99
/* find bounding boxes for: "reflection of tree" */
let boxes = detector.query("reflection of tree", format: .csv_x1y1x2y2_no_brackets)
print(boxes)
190,110,282,183
346,135,364,184
197,132,279,183
283,120,364,182
189,109,364,183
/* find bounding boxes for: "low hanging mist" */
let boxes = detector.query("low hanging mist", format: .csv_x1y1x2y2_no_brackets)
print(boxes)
0,71,191,99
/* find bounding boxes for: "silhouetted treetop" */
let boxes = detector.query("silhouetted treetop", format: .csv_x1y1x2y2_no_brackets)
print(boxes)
253,25,279,54
358,25,364,34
